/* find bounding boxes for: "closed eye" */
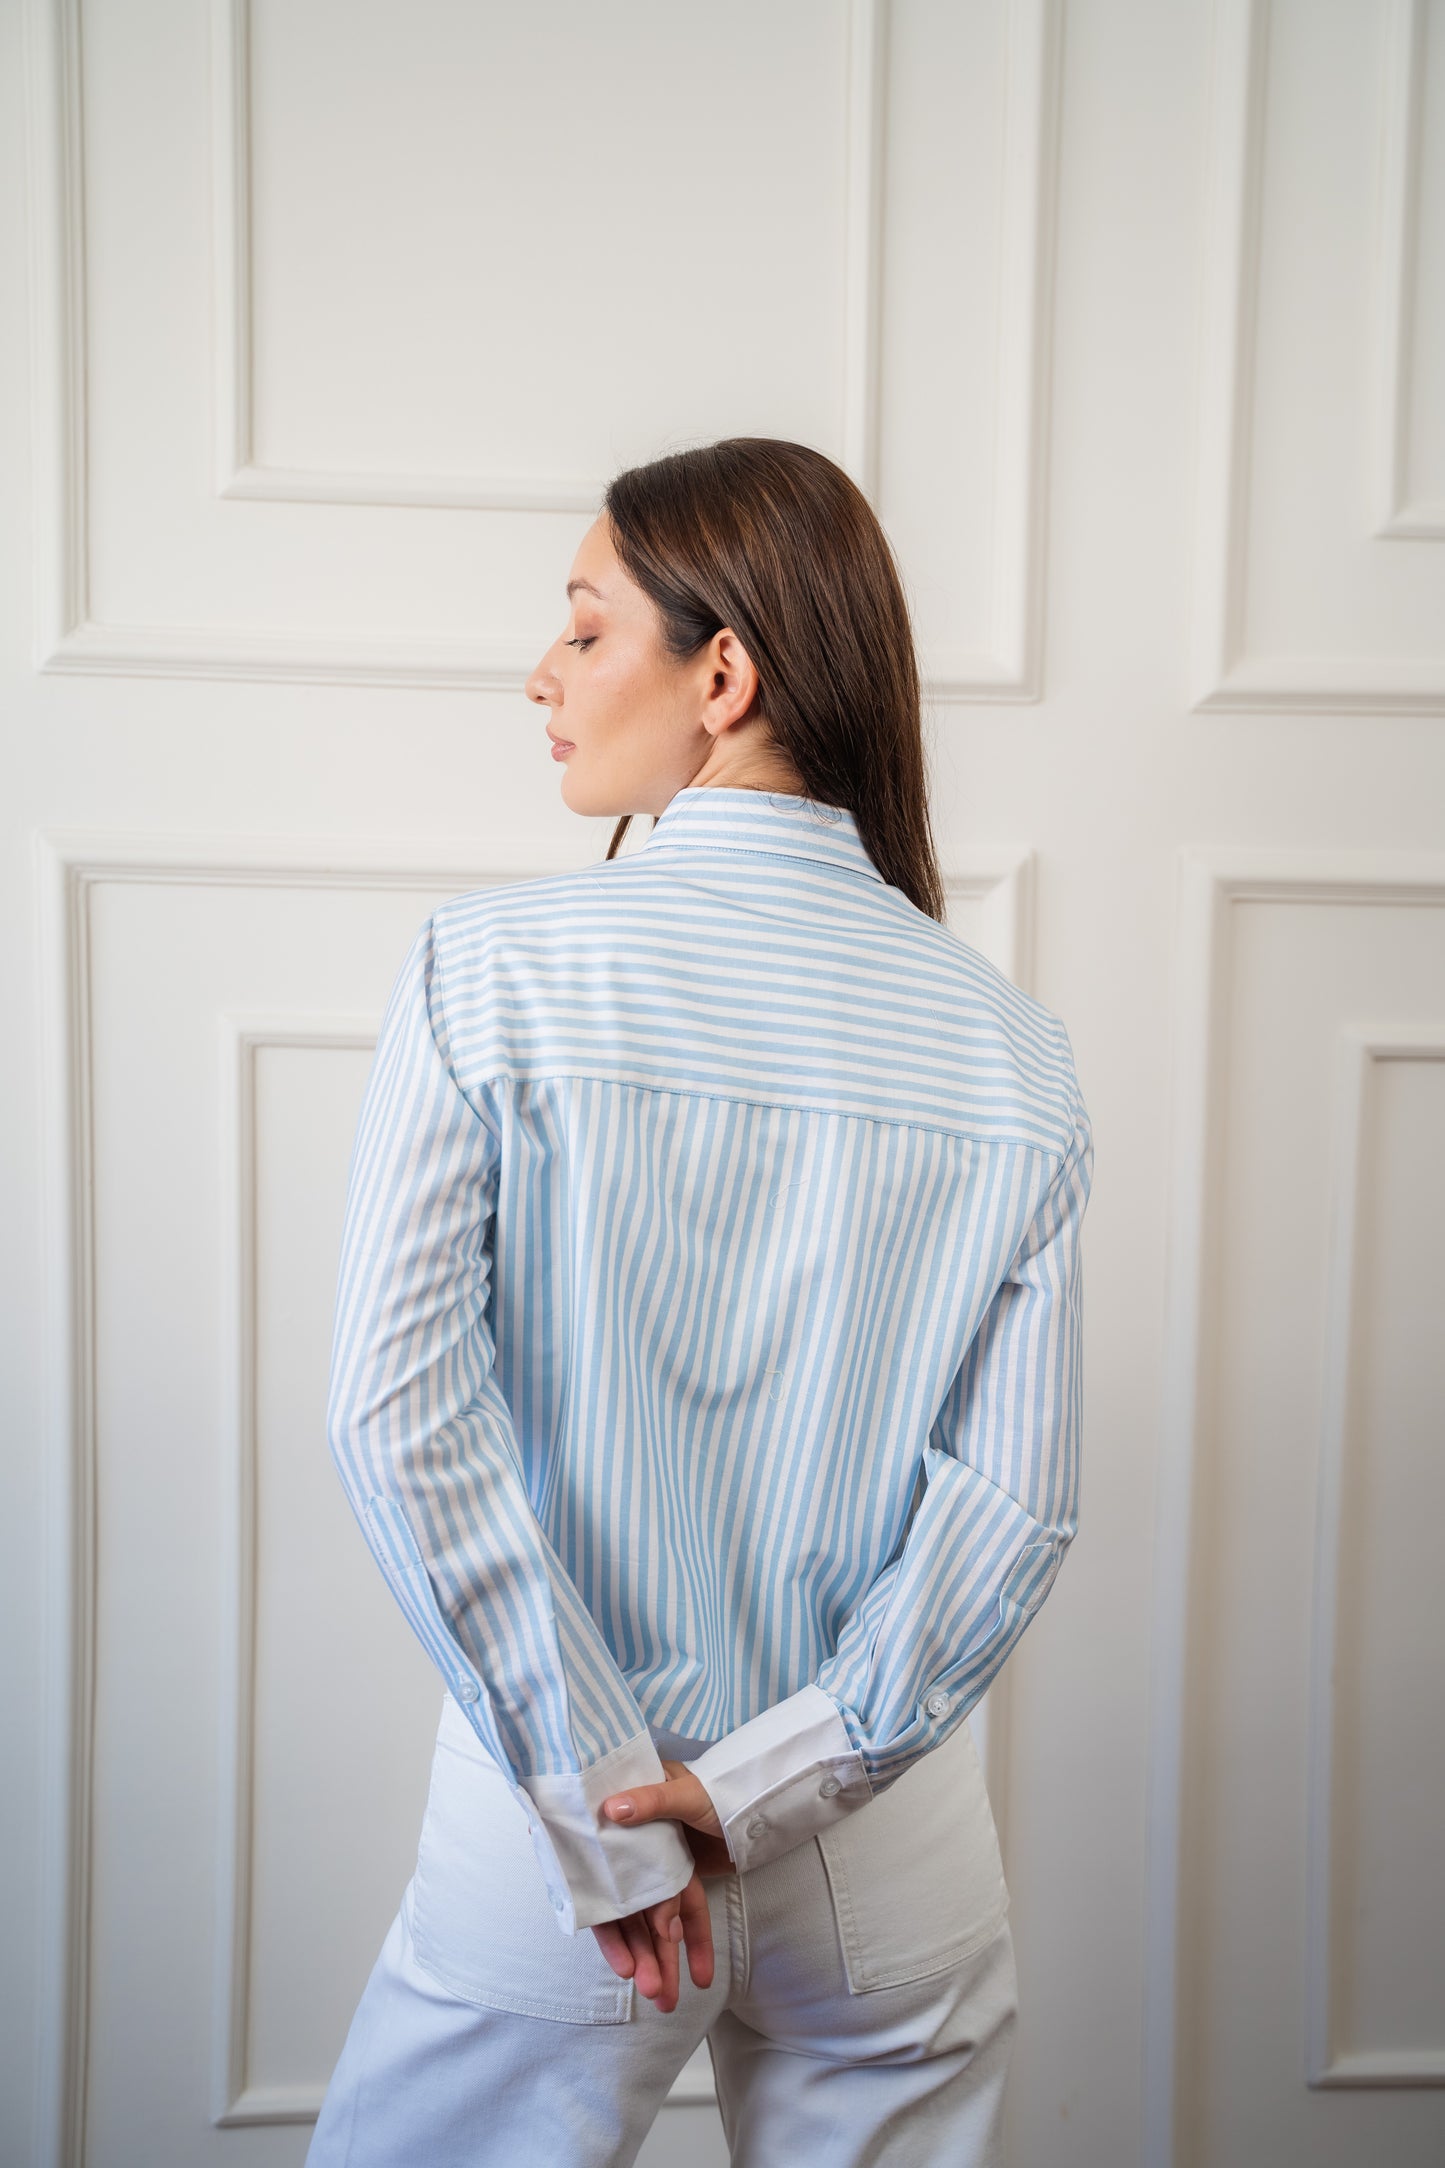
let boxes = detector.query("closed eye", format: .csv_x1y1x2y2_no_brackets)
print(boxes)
564,636,596,652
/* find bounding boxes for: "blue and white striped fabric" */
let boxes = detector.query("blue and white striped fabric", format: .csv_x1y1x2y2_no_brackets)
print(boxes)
327,785,1092,1933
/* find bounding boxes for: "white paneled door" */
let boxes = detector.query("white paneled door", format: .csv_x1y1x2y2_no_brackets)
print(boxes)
4,4,1442,2166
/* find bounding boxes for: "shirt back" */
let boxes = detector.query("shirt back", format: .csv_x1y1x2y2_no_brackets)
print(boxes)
327,784,1093,1929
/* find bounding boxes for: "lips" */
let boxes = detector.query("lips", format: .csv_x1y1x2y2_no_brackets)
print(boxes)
546,729,575,752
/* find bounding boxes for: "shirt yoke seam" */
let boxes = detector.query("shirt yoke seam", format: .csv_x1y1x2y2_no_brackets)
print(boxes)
465,1067,1070,1158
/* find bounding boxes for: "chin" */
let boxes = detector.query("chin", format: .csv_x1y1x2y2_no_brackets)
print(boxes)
558,770,605,817
558,765,631,821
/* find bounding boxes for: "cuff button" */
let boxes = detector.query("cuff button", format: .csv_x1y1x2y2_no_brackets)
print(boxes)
746,1816,769,1838
455,1680,480,1703
926,1692,949,1717
819,1775,841,1797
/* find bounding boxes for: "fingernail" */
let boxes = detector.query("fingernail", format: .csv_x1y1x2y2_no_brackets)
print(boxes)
610,1800,634,1819
670,1917,684,1942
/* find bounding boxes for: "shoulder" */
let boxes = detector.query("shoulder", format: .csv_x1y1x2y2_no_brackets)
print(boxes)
426,860,620,957
884,904,1086,1154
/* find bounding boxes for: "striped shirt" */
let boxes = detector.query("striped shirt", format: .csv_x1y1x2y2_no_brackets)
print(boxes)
327,784,1093,1933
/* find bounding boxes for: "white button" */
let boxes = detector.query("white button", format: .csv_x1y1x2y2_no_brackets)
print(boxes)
746,1816,769,1838
926,1693,949,1717
819,1776,841,1798
455,1680,480,1703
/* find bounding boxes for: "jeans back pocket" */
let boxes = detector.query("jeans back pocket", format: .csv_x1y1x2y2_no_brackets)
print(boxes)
409,1694,635,2025
816,1718,1009,1994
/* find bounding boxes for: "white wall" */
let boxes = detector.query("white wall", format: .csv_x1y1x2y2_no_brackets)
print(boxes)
2,2,1442,2163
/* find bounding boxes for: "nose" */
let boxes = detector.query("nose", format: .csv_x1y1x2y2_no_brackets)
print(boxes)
526,654,560,708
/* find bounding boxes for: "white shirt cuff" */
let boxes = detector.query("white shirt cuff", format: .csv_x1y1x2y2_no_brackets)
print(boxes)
520,1730,695,1935
687,1683,873,1873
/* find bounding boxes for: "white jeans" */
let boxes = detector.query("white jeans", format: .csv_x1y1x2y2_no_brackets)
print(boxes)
307,1694,1018,2167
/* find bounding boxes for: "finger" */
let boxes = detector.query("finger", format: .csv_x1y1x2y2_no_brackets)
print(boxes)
603,1779,667,1825
647,1903,682,2012
590,1921,634,1981
630,1916,661,2001
643,1898,682,2010
626,1918,661,2005
679,1877,715,1990
622,1914,659,2000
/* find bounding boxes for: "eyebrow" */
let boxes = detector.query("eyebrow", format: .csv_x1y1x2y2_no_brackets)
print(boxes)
566,578,606,601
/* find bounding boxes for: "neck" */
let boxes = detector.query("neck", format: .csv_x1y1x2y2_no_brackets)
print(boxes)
685,735,806,798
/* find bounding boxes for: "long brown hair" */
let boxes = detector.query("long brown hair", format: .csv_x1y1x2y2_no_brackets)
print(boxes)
601,438,946,922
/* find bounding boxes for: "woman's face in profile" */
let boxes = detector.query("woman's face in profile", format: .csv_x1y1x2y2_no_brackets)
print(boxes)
525,515,702,817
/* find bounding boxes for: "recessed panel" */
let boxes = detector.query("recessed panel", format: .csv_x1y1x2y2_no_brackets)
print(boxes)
1175,891,1445,2165
1246,3,1441,652
67,0,1051,684
84,875,462,2152
1400,0,1445,517
876,0,1009,665
248,0,849,484
247,1038,442,2096
1330,1048,1445,2061
72,839,1027,2148
1195,0,1445,706
78,0,855,644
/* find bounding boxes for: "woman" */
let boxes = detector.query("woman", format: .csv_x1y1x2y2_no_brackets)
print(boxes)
308,438,1092,2166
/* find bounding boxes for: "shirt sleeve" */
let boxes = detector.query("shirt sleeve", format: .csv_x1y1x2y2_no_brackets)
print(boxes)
326,912,695,1935
687,1069,1093,1874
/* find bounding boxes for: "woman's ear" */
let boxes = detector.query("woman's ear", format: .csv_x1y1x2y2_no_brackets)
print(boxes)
702,627,761,732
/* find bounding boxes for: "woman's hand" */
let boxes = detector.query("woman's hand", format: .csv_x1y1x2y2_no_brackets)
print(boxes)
588,1864,712,2010
588,1758,737,2009
601,1757,732,1850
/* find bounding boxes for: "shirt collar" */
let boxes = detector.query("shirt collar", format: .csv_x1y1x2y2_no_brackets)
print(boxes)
639,785,885,885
